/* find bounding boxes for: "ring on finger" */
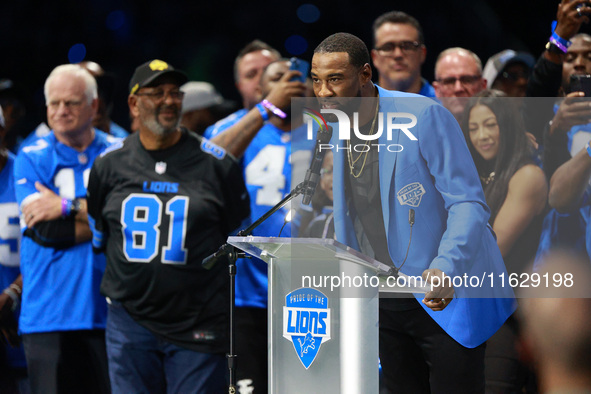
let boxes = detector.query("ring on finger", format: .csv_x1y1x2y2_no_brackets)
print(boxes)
441,298,447,305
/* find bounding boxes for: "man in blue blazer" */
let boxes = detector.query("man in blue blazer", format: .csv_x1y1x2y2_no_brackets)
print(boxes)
310,33,514,393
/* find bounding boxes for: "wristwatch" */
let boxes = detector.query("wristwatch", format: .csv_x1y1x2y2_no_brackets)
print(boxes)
546,41,565,55
69,198,82,217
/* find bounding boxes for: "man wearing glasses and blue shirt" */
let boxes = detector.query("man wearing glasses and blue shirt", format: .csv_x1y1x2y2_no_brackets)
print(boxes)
371,11,436,98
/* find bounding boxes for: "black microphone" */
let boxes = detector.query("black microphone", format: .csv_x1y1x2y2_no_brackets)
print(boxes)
302,126,333,205
202,243,244,270
202,244,230,270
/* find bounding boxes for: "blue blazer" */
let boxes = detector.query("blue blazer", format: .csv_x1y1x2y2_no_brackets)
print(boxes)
332,86,515,348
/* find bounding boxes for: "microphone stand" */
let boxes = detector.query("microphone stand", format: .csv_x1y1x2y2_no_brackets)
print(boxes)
202,181,307,394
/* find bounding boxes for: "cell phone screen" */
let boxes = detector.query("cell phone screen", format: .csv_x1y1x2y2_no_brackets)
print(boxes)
569,74,591,96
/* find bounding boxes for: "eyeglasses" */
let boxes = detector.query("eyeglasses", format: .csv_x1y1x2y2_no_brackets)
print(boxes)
136,89,185,101
436,75,482,88
499,70,530,82
375,41,422,55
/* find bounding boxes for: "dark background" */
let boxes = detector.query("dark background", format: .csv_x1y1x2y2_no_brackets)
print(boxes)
1,0,587,136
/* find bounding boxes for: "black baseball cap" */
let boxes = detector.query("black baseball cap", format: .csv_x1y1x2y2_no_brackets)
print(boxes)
129,59,188,94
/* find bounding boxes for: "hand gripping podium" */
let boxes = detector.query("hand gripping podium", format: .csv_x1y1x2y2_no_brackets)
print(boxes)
227,236,427,394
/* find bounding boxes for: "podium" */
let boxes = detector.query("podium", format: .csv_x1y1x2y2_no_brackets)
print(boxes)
228,236,428,394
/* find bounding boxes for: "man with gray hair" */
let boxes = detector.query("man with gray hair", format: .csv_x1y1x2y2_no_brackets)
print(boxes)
433,47,487,118
14,64,117,393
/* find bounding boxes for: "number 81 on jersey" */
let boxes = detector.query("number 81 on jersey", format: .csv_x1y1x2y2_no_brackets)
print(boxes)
121,194,188,265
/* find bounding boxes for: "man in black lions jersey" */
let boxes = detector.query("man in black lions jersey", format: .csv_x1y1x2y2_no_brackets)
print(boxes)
87,59,249,393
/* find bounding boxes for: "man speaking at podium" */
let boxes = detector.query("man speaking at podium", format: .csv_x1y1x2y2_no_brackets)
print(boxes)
310,33,514,393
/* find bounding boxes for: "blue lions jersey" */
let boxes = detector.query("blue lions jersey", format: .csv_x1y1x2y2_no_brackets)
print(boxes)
205,110,316,308
17,122,127,153
14,130,119,334
0,153,26,369
204,109,248,140
107,121,129,139
0,153,20,270
535,116,591,266
235,124,293,308
15,123,51,154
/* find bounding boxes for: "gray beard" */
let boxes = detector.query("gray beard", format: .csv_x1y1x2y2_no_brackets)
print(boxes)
143,117,179,136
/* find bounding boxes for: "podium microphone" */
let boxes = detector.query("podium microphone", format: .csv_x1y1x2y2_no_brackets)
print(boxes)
302,125,333,205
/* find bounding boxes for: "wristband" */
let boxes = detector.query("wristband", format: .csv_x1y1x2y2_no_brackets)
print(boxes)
551,31,571,48
255,102,269,122
549,31,571,53
261,99,287,119
548,37,568,53
61,198,72,217
8,284,21,296
587,141,591,158
3,288,19,311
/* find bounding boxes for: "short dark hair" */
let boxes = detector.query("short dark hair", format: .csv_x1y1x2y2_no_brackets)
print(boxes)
233,40,281,83
314,33,370,69
372,11,424,46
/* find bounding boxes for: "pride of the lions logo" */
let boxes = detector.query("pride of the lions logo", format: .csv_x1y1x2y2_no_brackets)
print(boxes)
283,288,331,369
397,182,426,207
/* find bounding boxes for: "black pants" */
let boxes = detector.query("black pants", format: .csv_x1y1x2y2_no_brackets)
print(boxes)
235,307,268,394
0,349,28,394
22,330,110,394
485,314,537,393
379,306,486,394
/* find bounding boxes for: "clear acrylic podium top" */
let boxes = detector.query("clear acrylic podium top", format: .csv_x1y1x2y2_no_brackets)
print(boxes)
228,236,428,294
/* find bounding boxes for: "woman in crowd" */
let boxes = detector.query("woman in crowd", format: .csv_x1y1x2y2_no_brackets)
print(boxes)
462,90,548,393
